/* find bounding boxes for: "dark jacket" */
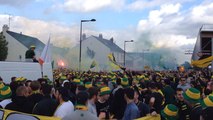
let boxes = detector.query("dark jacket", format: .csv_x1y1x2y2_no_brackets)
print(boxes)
32,95,58,116
149,92,164,114
96,100,110,119
174,100,190,120
110,87,126,119
162,85,175,104
190,103,202,120
25,49,35,59
5,96,31,113
136,100,150,117
26,93,43,113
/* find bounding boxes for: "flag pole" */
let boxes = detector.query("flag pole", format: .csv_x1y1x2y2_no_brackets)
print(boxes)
39,34,51,78
41,64,44,78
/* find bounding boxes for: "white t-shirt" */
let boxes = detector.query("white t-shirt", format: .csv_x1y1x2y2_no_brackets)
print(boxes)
54,101,74,118
0,99,12,108
63,110,98,120
88,101,97,116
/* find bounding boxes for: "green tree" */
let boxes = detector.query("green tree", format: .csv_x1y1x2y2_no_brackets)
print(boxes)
0,32,8,61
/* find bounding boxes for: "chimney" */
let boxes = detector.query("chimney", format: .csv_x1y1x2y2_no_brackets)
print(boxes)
2,24,9,33
99,34,103,39
110,37,114,43
82,33,86,40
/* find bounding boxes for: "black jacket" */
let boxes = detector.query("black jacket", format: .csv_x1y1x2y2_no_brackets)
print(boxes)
5,96,31,113
136,101,150,117
174,100,190,120
110,87,126,119
32,95,58,116
190,103,202,120
26,93,44,113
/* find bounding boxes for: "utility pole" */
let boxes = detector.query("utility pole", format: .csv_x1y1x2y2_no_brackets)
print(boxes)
8,14,12,29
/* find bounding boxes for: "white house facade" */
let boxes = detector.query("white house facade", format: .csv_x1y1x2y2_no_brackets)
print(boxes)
2,25,44,62
80,34,124,71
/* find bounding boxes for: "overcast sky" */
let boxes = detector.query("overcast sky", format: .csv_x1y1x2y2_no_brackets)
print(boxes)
0,0,213,64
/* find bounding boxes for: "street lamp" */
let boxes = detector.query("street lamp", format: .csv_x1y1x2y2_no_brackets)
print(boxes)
79,19,96,71
142,49,149,70
124,40,134,67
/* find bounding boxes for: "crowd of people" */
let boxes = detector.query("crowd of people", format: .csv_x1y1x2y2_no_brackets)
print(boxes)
0,68,213,120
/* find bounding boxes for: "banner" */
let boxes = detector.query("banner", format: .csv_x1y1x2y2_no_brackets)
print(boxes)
191,56,213,68
90,60,97,69
192,62,211,68
108,61,120,70
192,56,213,65
135,114,161,120
108,53,116,64
0,109,60,120
108,53,125,70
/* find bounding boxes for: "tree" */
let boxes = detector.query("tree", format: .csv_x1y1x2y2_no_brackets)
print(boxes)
0,32,8,61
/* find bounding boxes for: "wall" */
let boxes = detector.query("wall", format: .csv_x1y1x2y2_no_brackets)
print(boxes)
2,30,27,62
113,51,124,65
0,62,53,83
82,36,111,71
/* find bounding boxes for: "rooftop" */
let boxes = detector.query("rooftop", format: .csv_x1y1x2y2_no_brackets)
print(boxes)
92,35,124,53
200,24,213,32
7,31,45,51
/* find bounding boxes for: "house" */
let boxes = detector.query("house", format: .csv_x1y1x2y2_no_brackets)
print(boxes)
78,34,124,71
2,25,45,62
77,34,164,71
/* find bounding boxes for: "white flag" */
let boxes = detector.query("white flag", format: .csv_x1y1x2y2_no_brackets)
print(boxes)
39,37,51,65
